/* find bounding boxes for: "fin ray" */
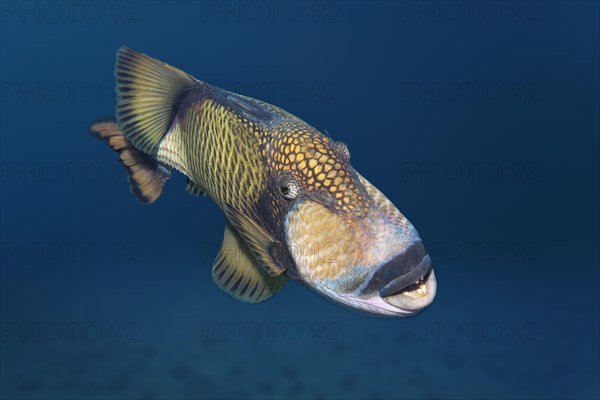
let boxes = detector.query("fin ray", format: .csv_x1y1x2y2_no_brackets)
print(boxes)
89,119,169,204
115,46,197,156
185,178,206,196
224,203,286,277
212,223,287,303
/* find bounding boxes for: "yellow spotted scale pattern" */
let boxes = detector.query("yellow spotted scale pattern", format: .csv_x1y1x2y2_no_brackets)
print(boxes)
267,119,370,216
160,90,370,219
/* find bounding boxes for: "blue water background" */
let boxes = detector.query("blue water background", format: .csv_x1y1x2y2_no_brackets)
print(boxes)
1,1,598,399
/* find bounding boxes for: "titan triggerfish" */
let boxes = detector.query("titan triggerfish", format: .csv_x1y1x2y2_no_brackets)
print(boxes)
89,47,436,316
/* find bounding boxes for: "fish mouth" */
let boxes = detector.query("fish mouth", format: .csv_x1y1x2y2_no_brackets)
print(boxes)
360,249,435,314
335,252,437,317
379,256,437,313
305,252,437,317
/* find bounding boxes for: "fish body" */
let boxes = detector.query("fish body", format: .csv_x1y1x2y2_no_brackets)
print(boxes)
90,47,436,316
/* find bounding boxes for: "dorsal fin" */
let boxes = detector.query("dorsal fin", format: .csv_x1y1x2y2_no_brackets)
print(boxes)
212,222,287,302
115,46,197,156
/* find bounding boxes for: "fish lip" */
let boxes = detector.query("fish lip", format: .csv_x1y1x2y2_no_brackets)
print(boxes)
379,255,432,298
380,268,437,313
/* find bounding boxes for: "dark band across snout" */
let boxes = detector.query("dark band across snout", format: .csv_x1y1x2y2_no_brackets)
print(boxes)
359,241,431,297
379,255,431,298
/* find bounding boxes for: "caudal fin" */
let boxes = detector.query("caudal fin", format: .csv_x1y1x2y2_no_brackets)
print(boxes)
115,46,197,156
90,119,169,204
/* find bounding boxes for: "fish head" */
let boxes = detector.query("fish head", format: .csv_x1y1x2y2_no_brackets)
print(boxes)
266,123,436,316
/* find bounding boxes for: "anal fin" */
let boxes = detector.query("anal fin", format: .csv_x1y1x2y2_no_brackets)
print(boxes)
212,223,287,303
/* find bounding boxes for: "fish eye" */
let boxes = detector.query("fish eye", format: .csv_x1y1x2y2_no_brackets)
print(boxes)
336,141,350,160
278,174,299,200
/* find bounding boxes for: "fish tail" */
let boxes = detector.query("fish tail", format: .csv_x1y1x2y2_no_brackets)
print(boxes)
89,119,169,204
115,46,197,156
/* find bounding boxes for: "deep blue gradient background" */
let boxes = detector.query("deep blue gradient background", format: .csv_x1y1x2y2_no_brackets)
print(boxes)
1,1,598,399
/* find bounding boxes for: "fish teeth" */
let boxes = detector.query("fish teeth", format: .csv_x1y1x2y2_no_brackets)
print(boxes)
402,281,428,299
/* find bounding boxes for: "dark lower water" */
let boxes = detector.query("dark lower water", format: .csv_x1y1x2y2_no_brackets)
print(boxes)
1,1,598,399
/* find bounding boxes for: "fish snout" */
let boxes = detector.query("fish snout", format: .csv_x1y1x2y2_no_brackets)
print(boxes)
360,241,437,313
284,189,437,316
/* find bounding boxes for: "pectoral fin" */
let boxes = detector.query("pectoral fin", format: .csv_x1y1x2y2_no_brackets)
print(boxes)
224,203,286,277
185,178,206,196
212,222,287,303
